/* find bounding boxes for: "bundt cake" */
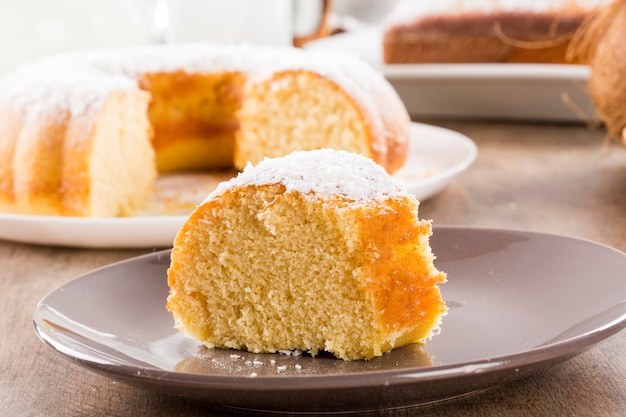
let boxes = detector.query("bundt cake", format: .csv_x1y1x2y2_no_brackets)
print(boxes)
383,0,612,64
166,149,447,361
0,43,410,217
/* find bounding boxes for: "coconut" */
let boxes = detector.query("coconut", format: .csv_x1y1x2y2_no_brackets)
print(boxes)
569,0,626,147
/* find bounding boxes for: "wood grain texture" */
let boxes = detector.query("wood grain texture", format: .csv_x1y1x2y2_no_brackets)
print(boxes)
1,121,624,416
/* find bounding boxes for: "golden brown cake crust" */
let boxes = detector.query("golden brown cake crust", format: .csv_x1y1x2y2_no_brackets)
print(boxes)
361,199,446,342
0,106,22,212
383,4,607,64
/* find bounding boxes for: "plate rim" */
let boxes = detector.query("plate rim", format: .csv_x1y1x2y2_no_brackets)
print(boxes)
403,122,477,191
32,226,626,395
383,62,590,81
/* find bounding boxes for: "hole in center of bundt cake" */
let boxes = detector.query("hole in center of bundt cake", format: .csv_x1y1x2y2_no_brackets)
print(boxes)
139,71,245,173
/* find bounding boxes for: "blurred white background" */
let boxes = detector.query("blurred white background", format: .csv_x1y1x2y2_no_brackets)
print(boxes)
0,0,153,76
0,0,294,77
0,0,399,77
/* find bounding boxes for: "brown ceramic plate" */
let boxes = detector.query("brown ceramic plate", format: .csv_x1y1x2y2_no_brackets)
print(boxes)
33,227,626,413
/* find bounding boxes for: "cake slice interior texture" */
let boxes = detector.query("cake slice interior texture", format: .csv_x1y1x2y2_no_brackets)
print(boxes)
168,178,447,360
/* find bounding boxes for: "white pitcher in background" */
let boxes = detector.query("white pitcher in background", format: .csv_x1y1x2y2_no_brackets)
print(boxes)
164,0,291,46
163,0,332,47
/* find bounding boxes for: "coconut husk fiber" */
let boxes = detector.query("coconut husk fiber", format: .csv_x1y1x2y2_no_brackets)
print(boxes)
569,0,626,147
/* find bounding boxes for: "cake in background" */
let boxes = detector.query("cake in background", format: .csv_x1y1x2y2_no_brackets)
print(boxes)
382,0,613,64
0,43,409,217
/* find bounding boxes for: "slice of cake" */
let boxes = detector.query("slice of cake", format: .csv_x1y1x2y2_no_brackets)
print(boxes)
166,149,447,360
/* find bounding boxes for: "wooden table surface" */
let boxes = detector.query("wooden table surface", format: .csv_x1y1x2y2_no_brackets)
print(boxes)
1,120,625,417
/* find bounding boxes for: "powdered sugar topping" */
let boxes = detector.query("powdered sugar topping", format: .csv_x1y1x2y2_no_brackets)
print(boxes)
207,149,409,203
0,43,402,147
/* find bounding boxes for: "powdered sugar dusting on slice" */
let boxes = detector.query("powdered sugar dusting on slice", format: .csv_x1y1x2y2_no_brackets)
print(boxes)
207,149,409,203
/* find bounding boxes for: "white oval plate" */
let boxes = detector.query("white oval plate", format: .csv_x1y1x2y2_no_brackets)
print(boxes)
0,122,476,248
305,28,594,122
